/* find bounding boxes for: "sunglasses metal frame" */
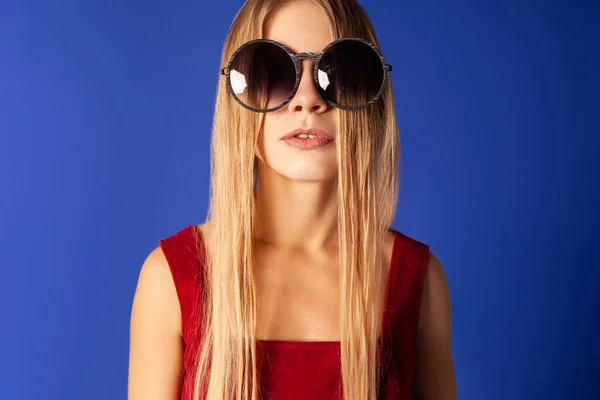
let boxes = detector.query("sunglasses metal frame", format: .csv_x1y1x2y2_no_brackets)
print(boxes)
220,37,392,113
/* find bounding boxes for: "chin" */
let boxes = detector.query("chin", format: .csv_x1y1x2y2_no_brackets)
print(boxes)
277,167,337,182
256,154,338,182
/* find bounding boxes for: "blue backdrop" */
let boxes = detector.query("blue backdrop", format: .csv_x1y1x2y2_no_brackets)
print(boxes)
1,1,598,399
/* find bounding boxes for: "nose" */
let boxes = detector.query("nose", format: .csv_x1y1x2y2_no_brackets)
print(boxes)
287,59,328,114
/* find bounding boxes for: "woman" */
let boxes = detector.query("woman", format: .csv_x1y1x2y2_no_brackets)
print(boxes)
128,0,457,399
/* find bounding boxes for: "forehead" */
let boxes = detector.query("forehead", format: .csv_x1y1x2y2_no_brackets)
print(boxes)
263,1,333,54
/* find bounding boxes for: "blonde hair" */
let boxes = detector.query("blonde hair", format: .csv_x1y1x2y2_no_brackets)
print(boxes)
193,1,400,399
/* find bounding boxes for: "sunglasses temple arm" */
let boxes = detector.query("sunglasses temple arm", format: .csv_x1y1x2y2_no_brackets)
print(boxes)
385,64,392,72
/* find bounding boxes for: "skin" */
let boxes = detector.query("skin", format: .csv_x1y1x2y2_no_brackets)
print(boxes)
128,1,456,399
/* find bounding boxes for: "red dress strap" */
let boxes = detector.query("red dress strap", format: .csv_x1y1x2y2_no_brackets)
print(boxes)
382,229,430,396
158,224,204,334
387,230,430,331
158,224,204,400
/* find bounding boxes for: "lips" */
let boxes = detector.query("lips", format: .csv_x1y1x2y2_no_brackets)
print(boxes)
280,128,335,150
280,128,334,141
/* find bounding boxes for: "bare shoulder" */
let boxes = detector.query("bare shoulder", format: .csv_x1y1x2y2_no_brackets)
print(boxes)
424,252,450,301
128,246,184,399
132,246,182,334
419,250,451,334
414,250,457,399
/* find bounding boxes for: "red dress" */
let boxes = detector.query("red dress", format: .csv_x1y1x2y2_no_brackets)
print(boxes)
158,225,430,400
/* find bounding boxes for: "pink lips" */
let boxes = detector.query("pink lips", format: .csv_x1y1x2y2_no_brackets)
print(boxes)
280,128,334,150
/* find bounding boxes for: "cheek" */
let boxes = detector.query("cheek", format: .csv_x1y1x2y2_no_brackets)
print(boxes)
261,113,283,139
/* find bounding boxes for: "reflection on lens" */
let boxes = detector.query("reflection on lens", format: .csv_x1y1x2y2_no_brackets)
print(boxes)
227,41,296,111
230,69,247,95
317,40,385,109
317,69,330,91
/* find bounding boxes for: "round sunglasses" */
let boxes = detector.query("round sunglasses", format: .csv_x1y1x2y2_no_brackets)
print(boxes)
220,38,392,113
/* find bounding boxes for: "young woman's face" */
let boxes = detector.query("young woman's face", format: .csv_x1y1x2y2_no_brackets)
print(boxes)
256,0,338,182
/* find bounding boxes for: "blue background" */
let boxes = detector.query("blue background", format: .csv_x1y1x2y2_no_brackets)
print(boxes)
1,0,598,399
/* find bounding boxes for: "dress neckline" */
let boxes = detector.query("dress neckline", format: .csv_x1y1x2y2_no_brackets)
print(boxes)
188,225,400,347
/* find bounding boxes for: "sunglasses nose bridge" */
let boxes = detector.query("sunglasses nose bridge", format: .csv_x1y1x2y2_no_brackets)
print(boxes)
292,52,321,68
291,52,322,88
287,52,328,112
293,52,321,61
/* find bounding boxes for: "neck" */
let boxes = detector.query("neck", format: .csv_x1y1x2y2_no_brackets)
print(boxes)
254,164,339,251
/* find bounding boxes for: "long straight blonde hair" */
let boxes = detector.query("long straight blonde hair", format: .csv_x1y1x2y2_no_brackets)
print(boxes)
192,1,400,399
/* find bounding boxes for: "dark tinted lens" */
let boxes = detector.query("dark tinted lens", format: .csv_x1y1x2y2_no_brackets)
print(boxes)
228,41,297,111
317,40,385,109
